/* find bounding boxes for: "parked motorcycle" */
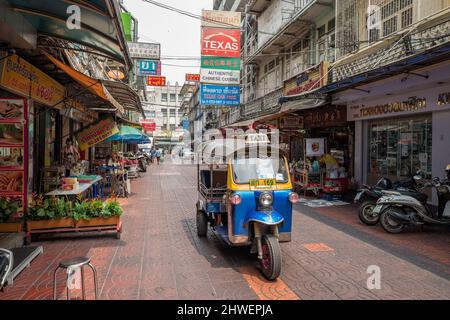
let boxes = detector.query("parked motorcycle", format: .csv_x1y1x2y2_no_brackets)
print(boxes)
375,172,450,234
137,154,147,173
0,248,13,292
354,176,425,225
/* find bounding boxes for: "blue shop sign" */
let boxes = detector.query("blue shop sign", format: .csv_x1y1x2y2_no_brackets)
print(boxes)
138,60,160,75
200,84,240,106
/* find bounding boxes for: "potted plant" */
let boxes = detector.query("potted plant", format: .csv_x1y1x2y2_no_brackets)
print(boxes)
76,198,122,227
0,197,22,232
27,195,74,230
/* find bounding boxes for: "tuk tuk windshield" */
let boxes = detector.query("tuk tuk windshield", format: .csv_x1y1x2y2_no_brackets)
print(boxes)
231,156,289,184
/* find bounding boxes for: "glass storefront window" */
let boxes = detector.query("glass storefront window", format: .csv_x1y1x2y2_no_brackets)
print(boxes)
368,115,432,183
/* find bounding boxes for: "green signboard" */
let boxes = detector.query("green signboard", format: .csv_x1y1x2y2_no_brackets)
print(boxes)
201,57,240,71
121,13,132,42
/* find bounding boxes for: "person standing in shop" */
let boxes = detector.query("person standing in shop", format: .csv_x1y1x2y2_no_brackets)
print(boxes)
61,138,80,177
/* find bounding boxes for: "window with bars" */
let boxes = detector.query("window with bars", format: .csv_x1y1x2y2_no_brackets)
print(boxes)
369,0,414,41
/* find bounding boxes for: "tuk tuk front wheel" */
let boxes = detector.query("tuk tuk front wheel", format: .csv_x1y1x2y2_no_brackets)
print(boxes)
260,235,282,280
196,210,208,237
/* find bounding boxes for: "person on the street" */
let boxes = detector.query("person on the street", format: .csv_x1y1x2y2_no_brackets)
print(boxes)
61,138,79,177
155,147,161,165
150,146,156,165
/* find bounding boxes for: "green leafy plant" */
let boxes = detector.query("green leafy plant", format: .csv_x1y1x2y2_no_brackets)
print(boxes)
0,197,19,223
89,199,104,218
72,200,90,221
102,198,123,217
28,194,57,221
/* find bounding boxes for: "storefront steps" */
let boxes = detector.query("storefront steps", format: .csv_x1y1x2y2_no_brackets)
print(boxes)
0,233,24,250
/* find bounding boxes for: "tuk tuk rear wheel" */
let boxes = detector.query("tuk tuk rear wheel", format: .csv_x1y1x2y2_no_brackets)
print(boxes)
260,235,282,280
196,210,208,237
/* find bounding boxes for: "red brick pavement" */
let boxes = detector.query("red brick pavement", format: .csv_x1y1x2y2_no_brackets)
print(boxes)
1,162,449,300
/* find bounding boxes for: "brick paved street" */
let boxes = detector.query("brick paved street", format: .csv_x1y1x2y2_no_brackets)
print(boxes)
1,161,450,300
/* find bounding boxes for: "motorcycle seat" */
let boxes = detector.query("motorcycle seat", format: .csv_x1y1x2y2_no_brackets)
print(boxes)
399,190,428,203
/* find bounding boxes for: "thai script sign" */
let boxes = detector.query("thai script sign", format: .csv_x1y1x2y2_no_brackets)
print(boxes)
200,84,240,106
284,62,329,96
128,42,161,60
0,55,65,107
201,10,241,28
76,118,119,151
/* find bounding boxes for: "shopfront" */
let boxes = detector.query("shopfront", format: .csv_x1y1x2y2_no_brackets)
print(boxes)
335,60,450,203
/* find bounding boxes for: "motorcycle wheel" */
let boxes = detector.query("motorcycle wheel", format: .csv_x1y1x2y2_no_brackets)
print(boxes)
260,235,282,280
358,201,379,225
380,208,407,234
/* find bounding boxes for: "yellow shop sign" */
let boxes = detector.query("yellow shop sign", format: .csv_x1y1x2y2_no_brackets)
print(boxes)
76,118,119,151
0,55,65,107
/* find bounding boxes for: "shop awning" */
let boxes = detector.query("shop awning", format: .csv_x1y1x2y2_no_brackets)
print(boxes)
279,90,329,111
4,0,131,68
45,53,144,117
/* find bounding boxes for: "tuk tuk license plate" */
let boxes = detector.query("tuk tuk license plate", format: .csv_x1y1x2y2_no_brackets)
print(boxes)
249,179,276,188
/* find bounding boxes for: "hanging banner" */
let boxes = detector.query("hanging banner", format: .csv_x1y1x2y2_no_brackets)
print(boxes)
201,10,241,29
138,60,161,76
200,69,240,85
200,84,240,106
201,56,240,71
75,118,119,151
0,55,65,107
201,28,241,58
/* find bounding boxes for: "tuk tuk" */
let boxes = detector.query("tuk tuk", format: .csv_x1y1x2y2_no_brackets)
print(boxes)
196,137,299,280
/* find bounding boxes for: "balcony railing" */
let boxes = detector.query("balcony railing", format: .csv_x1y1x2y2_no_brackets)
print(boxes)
241,88,283,119
332,18,450,83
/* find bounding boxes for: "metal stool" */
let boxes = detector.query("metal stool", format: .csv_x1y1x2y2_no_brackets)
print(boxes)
53,257,97,300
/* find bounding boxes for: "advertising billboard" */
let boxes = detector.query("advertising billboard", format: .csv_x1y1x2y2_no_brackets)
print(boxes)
201,28,241,58
128,42,161,60
200,84,240,106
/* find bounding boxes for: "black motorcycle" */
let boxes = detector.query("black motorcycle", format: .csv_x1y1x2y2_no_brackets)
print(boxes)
0,248,13,292
354,176,425,225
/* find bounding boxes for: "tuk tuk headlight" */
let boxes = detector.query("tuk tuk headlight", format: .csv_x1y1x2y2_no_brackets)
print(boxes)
288,192,299,204
259,192,273,207
230,194,242,205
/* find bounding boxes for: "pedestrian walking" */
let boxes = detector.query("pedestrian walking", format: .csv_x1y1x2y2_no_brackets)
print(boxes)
155,147,162,165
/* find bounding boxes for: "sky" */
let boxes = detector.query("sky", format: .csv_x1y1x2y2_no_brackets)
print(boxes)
123,0,213,85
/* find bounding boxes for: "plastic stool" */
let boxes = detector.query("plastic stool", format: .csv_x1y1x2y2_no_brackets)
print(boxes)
53,257,97,300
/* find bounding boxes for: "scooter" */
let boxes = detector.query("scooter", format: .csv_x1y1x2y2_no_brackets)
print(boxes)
137,154,147,173
374,174,450,234
354,176,425,225
0,248,13,292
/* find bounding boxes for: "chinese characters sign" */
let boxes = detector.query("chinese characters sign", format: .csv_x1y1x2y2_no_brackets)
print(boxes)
128,42,161,60
185,74,200,82
201,57,240,70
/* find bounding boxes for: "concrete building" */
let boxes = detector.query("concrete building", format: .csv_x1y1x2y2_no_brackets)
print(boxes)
145,82,184,150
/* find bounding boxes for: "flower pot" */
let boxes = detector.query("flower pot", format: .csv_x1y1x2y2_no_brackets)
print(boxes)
27,218,74,231
0,222,23,233
75,216,120,228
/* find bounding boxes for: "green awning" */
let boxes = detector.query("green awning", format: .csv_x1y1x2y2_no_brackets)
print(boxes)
5,0,131,67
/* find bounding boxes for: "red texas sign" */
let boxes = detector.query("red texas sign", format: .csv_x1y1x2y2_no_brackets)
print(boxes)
201,28,241,58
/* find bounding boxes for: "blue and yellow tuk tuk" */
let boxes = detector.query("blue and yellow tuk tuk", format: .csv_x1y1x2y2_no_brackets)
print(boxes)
196,139,298,280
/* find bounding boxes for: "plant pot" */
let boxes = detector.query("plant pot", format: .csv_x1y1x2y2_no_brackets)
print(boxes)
75,216,120,228
27,218,75,231
0,222,23,233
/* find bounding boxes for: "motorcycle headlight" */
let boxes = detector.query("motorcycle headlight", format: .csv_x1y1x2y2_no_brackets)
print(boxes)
259,192,273,207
